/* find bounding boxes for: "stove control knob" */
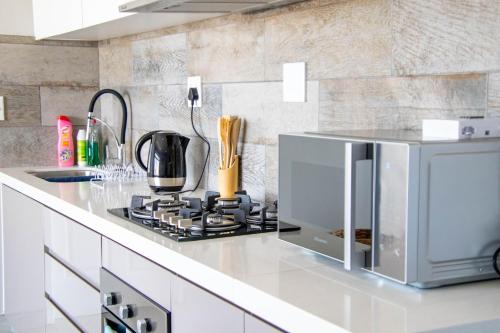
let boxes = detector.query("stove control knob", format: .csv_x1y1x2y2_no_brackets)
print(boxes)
137,318,151,333
169,216,181,229
102,292,120,306
178,219,192,231
119,304,134,319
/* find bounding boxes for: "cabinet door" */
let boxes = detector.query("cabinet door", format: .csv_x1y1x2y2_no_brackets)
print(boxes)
45,254,101,333
82,0,132,27
44,208,101,288
2,185,45,333
171,276,244,333
245,314,282,333
32,0,82,39
45,298,81,333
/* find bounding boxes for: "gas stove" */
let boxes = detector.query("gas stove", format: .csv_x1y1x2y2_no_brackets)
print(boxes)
108,190,299,242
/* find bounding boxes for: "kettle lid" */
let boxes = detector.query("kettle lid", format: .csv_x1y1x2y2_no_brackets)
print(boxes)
156,130,180,136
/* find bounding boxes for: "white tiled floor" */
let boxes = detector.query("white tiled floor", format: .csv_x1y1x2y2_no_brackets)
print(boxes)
0,316,13,333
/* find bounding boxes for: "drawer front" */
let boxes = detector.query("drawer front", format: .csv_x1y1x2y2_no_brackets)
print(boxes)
44,208,101,287
172,276,244,333
45,254,101,333
244,313,282,333
102,237,173,310
45,298,80,333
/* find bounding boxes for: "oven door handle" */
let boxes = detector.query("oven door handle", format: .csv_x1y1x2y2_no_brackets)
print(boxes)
344,142,373,271
102,307,135,333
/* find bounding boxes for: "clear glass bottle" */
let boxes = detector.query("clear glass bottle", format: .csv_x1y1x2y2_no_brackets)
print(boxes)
87,119,101,166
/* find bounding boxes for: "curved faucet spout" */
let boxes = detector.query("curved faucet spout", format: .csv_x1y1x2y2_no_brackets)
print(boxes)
88,89,128,145
87,89,128,166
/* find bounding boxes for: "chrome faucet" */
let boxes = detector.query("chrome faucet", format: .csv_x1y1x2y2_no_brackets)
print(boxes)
87,89,128,166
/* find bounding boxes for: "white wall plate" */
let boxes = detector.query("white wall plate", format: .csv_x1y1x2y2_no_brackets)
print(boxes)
187,76,202,108
283,62,306,103
0,96,5,121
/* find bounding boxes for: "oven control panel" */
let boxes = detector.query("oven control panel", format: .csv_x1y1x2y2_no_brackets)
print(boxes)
101,268,171,332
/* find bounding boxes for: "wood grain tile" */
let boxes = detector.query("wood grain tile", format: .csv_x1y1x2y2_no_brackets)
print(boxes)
128,86,161,131
488,73,500,117
187,19,265,83
265,144,278,204
264,0,391,80
0,43,98,86
40,86,99,126
158,84,222,139
184,136,211,190
319,74,487,130
0,126,55,167
132,33,187,85
392,0,500,75
0,126,83,168
222,81,319,144
240,143,266,203
206,138,220,192
99,39,133,88
0,86,40,126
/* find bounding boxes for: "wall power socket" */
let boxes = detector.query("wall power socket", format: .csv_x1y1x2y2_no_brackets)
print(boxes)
187,76,202,108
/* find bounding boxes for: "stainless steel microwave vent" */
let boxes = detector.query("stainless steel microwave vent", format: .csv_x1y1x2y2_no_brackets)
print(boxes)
119,0,305,13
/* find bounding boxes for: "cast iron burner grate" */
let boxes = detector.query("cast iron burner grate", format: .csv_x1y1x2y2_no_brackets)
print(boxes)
108,190,299,242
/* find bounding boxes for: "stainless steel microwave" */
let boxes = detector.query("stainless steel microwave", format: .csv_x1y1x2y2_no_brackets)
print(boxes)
278,130,500,288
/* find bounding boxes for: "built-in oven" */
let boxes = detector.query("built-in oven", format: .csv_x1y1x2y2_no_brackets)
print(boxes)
100,268,171,333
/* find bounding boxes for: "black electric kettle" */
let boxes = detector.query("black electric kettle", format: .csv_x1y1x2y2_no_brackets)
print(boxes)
135,131,190,193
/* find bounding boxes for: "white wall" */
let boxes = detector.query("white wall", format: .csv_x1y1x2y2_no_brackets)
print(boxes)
0,0,34,36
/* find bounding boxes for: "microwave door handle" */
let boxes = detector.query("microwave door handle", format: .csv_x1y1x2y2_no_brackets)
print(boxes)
344,143,373,271
344,143,355,271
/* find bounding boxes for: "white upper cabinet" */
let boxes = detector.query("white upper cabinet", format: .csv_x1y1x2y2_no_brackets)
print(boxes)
82,0,132,27
32,0,82,39
0,0,34,36
32,0,223,41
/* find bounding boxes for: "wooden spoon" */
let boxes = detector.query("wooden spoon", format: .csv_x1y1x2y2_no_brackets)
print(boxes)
219,117,229,169
224,116,233,169
230,118,241,166
217,118,224,169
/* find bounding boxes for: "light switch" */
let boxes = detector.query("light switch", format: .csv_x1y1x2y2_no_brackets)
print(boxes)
0,96,5,121
187,76,202,108
283,62,306,102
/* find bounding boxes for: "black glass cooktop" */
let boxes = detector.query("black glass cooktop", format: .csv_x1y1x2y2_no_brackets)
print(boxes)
108,207,299,242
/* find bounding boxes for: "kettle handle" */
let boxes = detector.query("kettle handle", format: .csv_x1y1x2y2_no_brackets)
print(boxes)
135,131,158,172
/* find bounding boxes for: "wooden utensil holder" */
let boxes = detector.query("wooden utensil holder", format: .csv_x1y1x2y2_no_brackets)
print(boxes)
218,155,239,199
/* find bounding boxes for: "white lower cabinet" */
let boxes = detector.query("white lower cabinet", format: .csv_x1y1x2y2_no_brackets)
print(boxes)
45,298,81,333
45,254,101,333
2,185,45,333
245,313,283,333
44,207,101,288
171,276,245,333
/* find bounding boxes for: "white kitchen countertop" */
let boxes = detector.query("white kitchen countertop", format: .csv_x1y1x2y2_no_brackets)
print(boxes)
1,167,500,333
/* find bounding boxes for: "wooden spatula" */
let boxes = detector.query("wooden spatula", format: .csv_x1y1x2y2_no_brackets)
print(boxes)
230,118,241,166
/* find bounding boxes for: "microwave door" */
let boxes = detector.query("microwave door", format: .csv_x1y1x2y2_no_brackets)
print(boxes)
278,135,373,264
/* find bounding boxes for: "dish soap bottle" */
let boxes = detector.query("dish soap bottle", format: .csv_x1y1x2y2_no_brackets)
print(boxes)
76,129,87,167
87,119,101,166
57,115,74,167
